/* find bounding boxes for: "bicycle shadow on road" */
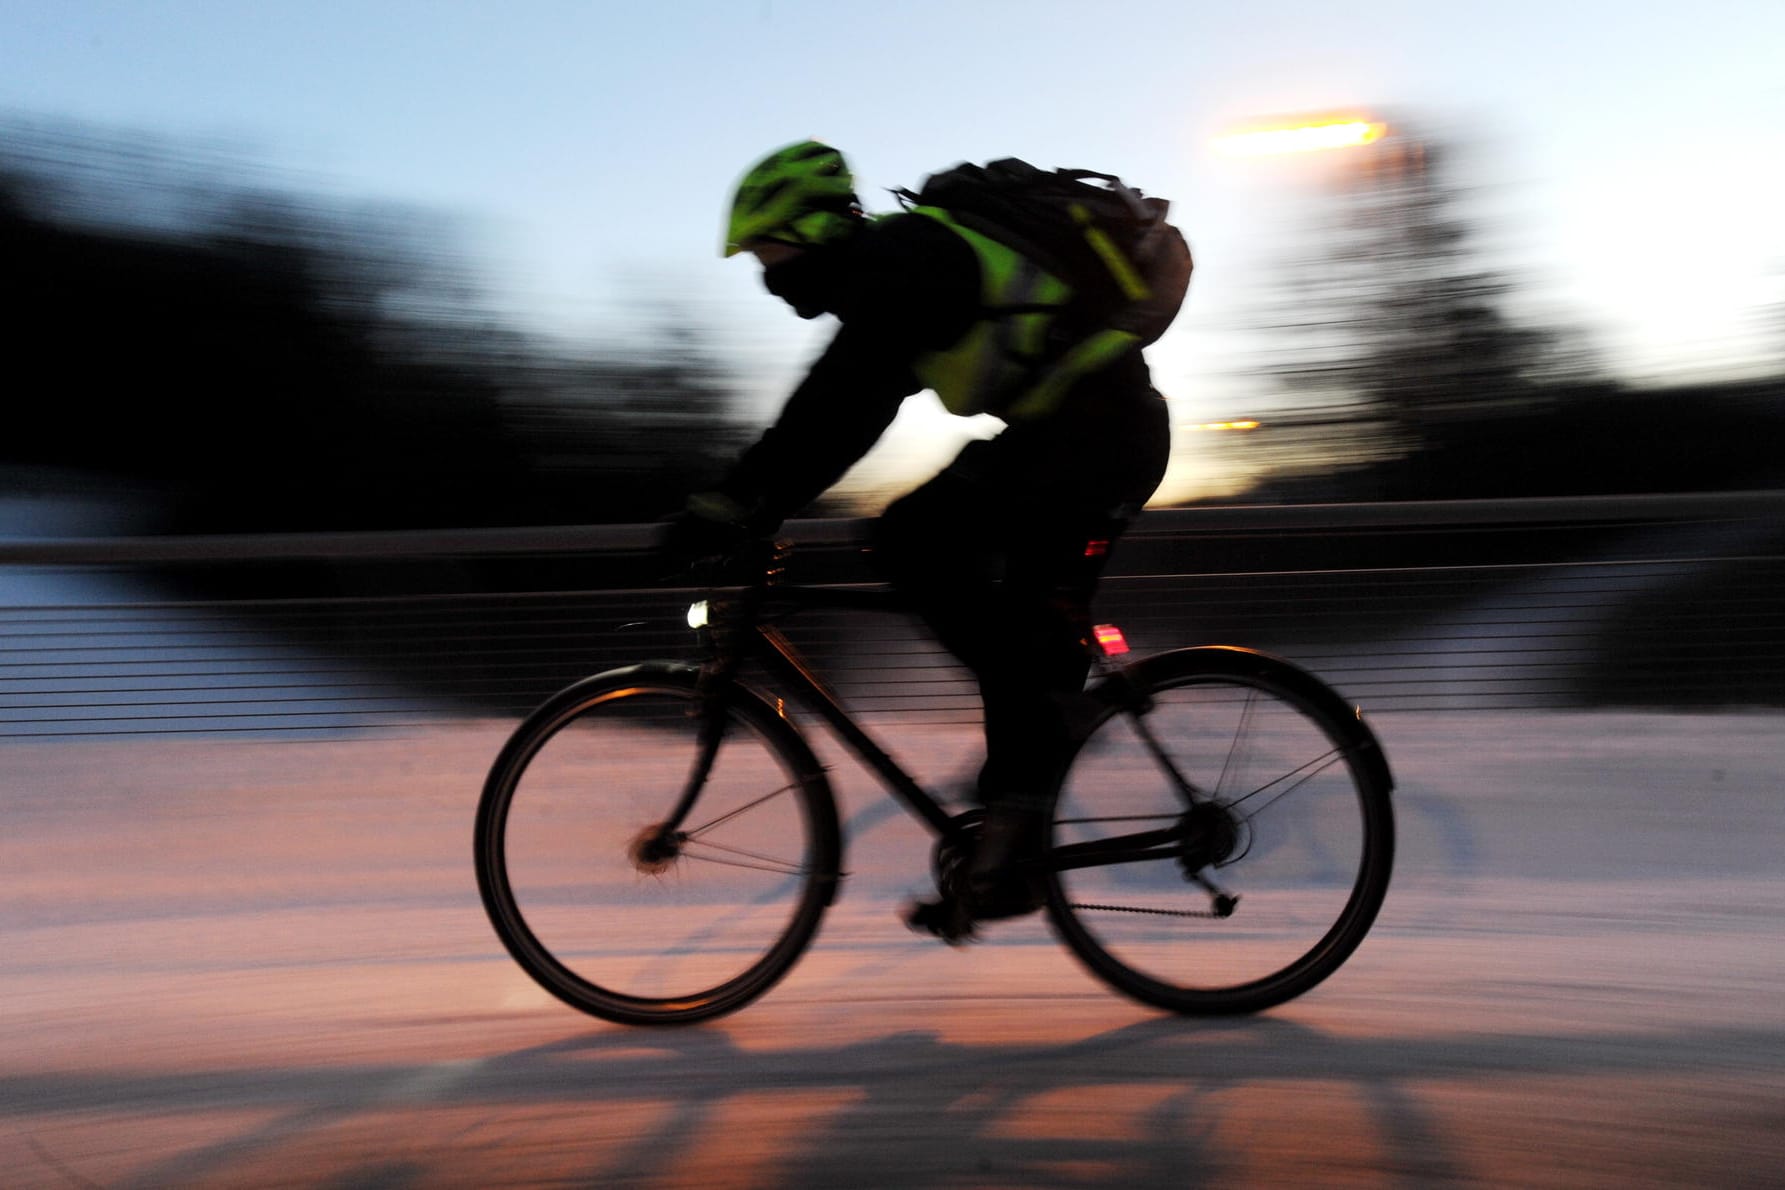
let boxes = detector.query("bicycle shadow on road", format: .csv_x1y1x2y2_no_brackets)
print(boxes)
471,1013,1345,1186
422,1009,1662,1188
13,1011,1781,1188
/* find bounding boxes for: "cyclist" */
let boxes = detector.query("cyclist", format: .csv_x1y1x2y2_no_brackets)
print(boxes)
661,140,1176,934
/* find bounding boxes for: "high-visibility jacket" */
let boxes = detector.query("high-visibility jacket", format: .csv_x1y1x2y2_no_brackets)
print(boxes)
716,212,1156,525
906,206,1145,422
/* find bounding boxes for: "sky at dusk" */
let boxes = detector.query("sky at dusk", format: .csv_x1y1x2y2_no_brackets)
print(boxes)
5,0,1783,502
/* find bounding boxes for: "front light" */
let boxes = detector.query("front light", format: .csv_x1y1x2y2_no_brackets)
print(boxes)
687,600,709,630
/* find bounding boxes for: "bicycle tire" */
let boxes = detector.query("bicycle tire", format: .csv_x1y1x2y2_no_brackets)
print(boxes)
1045,646,1394,1015
476,662,842,1025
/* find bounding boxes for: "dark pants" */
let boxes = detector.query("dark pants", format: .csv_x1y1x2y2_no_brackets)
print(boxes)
872,389,1171,810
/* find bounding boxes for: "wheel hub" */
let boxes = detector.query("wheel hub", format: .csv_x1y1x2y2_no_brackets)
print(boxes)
1177,802,1242,875
629,823,685,875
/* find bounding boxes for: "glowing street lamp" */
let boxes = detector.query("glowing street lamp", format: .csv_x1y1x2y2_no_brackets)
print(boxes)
1214,115,1388,157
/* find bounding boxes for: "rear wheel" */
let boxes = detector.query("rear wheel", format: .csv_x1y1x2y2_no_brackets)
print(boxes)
1047,648,1393,1014
476,665,841,1025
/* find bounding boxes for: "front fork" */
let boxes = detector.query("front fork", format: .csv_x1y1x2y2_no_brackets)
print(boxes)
633,624,741,866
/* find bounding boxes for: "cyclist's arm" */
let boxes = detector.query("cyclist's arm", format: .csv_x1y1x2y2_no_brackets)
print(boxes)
720,324,922,524
717,215,978,526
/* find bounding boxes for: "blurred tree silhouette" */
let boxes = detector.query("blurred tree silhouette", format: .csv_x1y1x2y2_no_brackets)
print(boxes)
1247,136,1587,477
1234,129,1785,501
0,118,747,533
494,324,747,525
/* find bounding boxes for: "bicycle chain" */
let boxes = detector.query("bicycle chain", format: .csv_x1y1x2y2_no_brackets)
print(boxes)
1068,902,1227,919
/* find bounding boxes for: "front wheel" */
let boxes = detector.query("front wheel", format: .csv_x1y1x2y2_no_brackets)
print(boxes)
475,663,841,1025
1046,647,1394,1015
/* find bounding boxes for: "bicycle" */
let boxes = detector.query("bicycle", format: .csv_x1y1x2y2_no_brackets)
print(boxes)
475,542,1394,1026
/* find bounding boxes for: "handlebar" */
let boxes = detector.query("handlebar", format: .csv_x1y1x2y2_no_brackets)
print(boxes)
683,538,907,617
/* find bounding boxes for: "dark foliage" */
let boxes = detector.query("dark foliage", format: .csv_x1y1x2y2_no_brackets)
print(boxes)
0,121,747,533
1365,381,1785,499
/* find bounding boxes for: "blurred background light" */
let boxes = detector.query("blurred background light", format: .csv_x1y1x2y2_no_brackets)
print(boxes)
1214,116,1389,156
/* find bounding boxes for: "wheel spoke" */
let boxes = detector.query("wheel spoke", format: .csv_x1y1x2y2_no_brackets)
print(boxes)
1214,687,1260,801
1227,747,1345,817
681,838,814,877
684,779,803,838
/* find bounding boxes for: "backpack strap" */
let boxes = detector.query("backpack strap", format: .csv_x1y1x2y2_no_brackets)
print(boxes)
1068,203,1153,302
1001,327,1144,422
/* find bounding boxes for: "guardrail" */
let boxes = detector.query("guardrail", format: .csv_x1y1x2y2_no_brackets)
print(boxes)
4,492,1782,738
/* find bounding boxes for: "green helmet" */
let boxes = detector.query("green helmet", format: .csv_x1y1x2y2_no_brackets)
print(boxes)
723,140,861,257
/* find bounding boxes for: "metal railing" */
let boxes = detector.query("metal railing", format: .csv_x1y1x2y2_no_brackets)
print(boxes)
4,492,1782,738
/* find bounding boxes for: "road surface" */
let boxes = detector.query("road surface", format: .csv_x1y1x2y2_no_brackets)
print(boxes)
4,710,1783,1187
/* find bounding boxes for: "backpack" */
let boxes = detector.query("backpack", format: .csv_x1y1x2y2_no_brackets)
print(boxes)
893,157,1192,346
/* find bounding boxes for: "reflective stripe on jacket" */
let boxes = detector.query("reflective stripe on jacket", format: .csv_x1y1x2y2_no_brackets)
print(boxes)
906,207,1146,421
905,206,1072,417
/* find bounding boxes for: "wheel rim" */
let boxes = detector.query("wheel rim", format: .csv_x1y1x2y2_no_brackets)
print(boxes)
1050,672,1388,1007
485,685,829,1017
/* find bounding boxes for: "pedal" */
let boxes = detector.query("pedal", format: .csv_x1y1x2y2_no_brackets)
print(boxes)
904,896,977,946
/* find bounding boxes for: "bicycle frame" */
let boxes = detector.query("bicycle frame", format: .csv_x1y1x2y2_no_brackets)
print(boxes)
662,574,1220,886
687,581,961,838
480,554,1395,1021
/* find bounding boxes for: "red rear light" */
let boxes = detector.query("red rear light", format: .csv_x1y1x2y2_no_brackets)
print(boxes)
1084,539,1110,558
1093,623,1129,656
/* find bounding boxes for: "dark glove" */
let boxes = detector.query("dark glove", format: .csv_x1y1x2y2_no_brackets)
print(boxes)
656,491,765,580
